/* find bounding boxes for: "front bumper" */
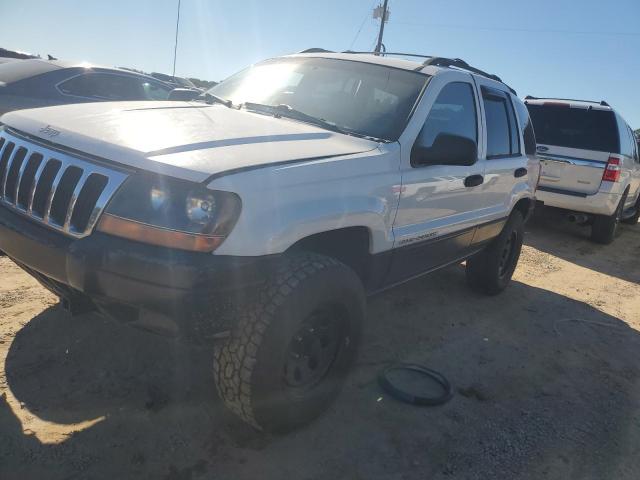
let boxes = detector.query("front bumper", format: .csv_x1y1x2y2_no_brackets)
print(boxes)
0,205,278,332
536,186,621,216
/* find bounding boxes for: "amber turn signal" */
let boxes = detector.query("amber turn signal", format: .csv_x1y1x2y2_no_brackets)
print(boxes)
97,213,225,252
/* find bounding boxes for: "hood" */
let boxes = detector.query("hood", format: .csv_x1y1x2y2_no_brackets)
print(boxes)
1,101,379,183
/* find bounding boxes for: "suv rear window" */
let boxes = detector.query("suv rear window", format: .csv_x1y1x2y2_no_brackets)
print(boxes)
526,104,620,153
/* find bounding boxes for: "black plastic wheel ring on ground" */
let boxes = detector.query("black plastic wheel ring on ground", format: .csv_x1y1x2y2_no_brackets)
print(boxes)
377,364,453,406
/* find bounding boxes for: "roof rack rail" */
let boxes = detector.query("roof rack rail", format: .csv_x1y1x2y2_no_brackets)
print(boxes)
525,96,610,107
422,57,517,96
299,49,517,95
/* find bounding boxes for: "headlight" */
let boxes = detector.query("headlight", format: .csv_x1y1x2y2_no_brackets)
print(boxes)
96,174,241,252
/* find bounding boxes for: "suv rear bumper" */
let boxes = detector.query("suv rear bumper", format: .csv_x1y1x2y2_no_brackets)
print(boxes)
536,186,621,216
0,205,277,328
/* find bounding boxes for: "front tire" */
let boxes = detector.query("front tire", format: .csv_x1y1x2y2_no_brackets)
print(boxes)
466,211,524,295
213,253,365,432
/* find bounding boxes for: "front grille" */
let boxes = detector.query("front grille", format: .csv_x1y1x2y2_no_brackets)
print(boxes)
0,129,129,238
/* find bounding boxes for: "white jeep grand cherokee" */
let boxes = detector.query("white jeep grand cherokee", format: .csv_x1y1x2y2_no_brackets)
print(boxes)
0,51,538,431
525,97,640,243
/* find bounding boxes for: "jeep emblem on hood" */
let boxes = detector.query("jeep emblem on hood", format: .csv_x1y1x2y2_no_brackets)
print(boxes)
39,125,60,138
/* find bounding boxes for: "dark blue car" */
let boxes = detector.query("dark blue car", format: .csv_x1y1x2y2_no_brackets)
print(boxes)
0,59,175,116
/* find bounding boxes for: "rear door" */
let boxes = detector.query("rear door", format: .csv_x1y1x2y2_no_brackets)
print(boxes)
526,102,619,195
473,82,529,216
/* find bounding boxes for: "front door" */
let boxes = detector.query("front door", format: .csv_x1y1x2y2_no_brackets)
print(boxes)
389,72,486,283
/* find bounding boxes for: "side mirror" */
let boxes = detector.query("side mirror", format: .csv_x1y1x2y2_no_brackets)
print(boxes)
168,88,199,101
412,133,478,166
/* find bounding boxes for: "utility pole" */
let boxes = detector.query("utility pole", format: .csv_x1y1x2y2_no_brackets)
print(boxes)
373,0,390,55
172,0,181,77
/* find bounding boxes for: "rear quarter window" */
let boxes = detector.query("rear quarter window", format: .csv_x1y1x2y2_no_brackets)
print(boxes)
526,103,620,153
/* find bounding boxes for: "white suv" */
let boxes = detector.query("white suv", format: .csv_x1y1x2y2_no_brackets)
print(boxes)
525,97,640,243
0,51,538,431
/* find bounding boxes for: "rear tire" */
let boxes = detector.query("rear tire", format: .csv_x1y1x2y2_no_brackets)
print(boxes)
466,211,524,295
621,194,640,225
213,253,364,432
591,193,626,244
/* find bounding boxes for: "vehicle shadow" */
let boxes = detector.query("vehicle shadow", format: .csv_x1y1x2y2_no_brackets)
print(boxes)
2,268,640,479
525,207,640,284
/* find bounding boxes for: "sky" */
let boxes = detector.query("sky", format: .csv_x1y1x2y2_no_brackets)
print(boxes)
1,0,639,128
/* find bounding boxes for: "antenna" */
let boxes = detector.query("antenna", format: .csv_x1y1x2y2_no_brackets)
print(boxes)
172,0,181,77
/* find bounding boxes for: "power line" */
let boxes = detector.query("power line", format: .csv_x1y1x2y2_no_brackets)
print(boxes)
392,21,640,37
349,1,378,51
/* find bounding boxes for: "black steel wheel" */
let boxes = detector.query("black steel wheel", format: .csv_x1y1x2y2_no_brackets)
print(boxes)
466,210,524,295
213,253,364,432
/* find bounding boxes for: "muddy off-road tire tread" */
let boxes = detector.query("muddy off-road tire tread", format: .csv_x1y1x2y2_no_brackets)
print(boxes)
213,254,341,429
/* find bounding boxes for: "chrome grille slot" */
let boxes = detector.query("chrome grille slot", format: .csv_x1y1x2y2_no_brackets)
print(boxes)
0,141,16,187
17,153,44,209
0,129,129,238
49,166,83,225
32,160,62,218
69,174,109,233
4,146,28,203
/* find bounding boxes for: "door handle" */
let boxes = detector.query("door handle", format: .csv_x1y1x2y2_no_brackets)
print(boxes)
514,167,528,178
464,174,484,188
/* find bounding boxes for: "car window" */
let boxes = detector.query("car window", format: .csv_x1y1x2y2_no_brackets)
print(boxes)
483,91,513,158
513,98,537,155
413,82,477,158
141,81,171,100
505,96,520,155
208,57,429,141
616,114,635,158
58,73,143,100
526,104,620,153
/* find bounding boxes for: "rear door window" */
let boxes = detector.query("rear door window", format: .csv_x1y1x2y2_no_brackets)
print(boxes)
615,113,635,158
514,98,537,155
58,73,143,100
526,103,620,153
482,88,518,158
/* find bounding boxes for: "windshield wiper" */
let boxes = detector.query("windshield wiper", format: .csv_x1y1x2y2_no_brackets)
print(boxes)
195,92,233,108
241,102,349,134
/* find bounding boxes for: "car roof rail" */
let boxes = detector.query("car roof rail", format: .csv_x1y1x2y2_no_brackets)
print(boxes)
300,49,517,95
525,95,610,107
421,57,517,95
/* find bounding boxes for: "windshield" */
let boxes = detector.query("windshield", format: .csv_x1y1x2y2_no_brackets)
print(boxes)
527,104,620,153
207,57,428,141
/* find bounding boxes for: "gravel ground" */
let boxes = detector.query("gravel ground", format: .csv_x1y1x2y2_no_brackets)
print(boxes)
1,210,639,480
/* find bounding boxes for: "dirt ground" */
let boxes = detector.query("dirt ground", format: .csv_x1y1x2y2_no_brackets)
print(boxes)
1,210,639,480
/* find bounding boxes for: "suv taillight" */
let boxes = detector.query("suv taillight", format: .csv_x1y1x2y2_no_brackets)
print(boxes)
602,157,621,182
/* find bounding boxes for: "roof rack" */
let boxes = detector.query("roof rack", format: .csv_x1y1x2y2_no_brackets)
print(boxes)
298,49,517,95
525,96,610,107
422,57,516,96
